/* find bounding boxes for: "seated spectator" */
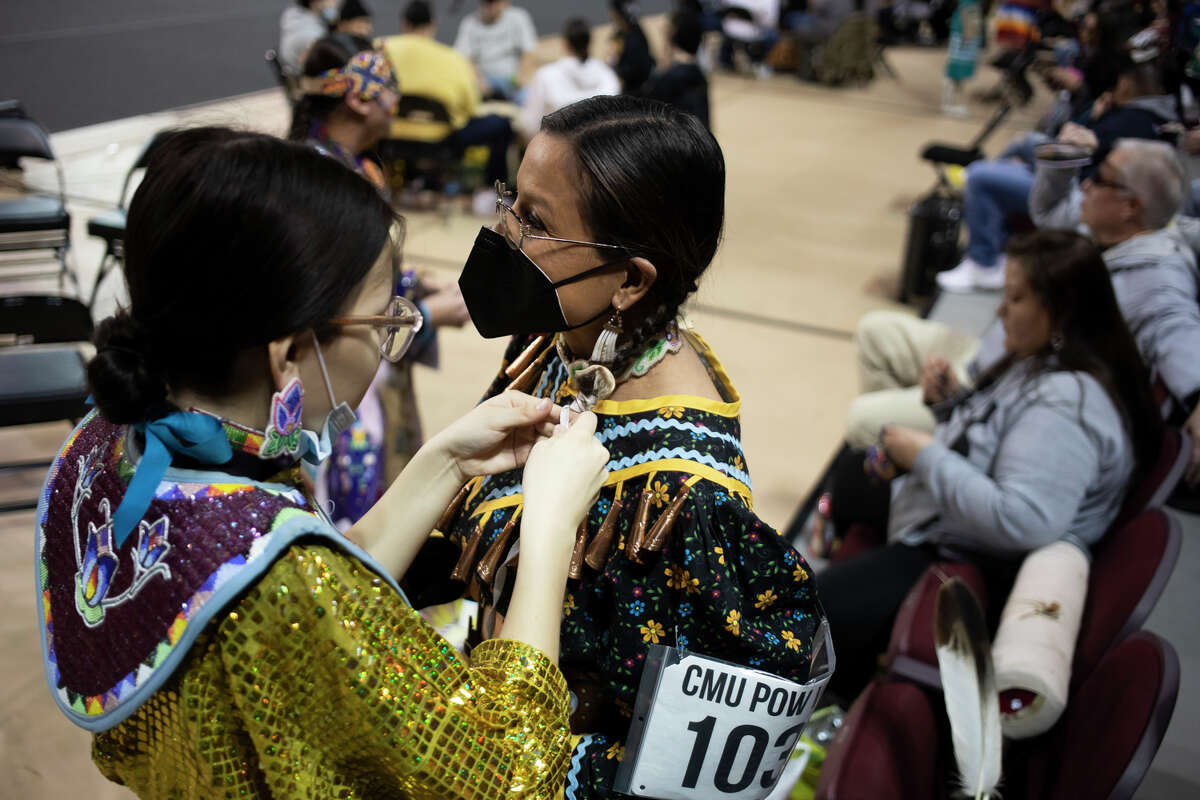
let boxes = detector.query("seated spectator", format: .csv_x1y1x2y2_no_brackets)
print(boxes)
937,44,1180,293
642,10,711,128
609,0,657,93
382,1,516,211
719,0,780,78
454,0,538,102
330,0,375,53
1035,10,1126,135
290,37,398,190
820,229,1159,700
521,18,620,137
845,139,1200,483
279,0,337,74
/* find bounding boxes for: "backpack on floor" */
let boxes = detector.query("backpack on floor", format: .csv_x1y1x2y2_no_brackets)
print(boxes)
899,188,963,302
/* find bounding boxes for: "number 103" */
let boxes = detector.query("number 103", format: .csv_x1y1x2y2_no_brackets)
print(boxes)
681,716,806,793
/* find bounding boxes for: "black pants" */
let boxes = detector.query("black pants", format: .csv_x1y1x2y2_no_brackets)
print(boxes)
816,542,938,702
828,446,894,535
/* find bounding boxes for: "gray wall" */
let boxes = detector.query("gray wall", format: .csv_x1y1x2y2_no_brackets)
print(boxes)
0,0,673,133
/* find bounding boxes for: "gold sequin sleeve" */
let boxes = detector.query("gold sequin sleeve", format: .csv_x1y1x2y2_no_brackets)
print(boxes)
92,544,573,799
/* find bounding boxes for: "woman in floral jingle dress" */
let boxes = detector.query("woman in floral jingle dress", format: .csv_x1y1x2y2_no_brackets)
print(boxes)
423,96,825,797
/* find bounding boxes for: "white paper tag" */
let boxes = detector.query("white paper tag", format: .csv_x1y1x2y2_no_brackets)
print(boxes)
615,643,832,800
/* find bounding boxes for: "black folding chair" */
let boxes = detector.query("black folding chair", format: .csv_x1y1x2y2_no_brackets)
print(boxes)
0,295,94,513
0,113,75,291
85,130,172,308
379,95,465,198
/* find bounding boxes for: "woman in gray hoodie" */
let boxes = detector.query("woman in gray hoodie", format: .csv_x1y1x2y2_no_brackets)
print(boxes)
818,229,1162,700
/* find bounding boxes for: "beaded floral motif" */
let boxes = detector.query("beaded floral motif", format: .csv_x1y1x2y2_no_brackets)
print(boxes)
37,412,322,728
627,323,683,378
71,449,172,627
259,378,304,459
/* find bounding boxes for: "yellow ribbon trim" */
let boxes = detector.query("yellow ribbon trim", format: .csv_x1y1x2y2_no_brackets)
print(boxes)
470,458,752,520
465,476,485,508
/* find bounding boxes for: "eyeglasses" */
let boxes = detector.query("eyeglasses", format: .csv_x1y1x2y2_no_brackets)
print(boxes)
327,295,423,362
494,181,627,254
1089,167,1131,193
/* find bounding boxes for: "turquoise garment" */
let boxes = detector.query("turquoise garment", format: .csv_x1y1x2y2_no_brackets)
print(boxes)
946,0,982,82
111,411,232,547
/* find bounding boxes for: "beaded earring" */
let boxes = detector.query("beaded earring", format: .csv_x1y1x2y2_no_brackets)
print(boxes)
259,377,304,459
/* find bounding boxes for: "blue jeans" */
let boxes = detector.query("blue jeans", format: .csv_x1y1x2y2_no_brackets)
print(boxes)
997,131,1051,169
448,114,514,185
482,73,526,105
964,159,1036,266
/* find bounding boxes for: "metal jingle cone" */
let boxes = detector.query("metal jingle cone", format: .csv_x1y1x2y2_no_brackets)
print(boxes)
643,484,691,553
568,518,589,580
504,334,547,379
584,495,624,571
626,488,655,565
505,353,543,393
436,482,472,535
450,521,486,583
476,511,521,586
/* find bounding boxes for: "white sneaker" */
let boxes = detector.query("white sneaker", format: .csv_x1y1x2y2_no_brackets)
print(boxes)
936,256,1006,293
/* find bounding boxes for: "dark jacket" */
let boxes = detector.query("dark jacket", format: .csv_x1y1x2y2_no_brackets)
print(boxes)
613,23,655,93
642,62,710,129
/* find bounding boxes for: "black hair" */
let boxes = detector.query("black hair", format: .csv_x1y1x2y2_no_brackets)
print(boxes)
610,0,636,28
1005,229,1161,480
564,18,592,61
340,0,371,21
540,95,724,372
670,10,703,55
404,0,433,27
288,36,357,142
88,127,398,424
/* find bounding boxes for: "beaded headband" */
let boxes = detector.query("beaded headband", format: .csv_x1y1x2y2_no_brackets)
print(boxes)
298,51,397,102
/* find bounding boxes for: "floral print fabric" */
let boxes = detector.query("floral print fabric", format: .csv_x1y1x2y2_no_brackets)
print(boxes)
442,333,823,798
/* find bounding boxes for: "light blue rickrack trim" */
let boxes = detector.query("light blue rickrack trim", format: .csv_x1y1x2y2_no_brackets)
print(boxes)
482,483,524,503
607,448,753,489
597,417,743,448
565,733,597,800
533,358,566,400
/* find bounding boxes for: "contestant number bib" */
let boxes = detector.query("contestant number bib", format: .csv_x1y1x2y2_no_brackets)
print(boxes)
615,632,833,800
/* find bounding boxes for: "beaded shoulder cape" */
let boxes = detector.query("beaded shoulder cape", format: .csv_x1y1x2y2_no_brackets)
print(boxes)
35,410,401,732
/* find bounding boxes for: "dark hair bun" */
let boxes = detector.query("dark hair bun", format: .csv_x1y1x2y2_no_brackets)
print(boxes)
88,313,168,424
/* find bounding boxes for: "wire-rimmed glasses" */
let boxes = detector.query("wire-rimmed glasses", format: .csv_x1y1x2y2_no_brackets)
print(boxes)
494,180,627,253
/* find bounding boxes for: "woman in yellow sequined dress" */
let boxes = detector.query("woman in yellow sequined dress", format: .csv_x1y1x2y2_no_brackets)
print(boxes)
34,127,608,798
